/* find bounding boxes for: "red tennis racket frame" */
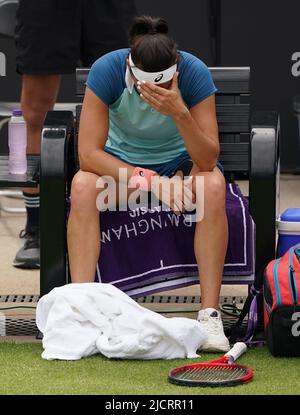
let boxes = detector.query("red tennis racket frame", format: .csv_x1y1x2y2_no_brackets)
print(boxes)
169,355,254,386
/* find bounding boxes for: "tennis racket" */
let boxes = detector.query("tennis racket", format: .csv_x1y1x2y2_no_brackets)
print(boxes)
168,342,253,387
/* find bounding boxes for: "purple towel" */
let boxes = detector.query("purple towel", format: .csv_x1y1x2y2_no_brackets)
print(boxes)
88,182,255,297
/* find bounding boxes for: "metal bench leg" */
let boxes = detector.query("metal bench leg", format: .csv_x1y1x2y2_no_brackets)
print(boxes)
40,111,74,297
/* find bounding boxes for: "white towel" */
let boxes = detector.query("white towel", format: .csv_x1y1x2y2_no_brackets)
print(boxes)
36,283,207,361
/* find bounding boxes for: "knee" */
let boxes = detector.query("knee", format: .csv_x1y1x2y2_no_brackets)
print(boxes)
70,171,99,212
22,108,47,130
22,101,54,130
194,171,226,210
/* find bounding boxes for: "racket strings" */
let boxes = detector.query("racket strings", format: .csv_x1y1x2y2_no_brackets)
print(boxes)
174,365,249,382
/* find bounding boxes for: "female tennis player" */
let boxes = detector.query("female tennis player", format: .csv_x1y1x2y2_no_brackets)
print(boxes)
67,15,230,352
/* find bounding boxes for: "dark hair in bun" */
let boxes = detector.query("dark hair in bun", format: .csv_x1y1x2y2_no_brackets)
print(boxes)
129,16,178,72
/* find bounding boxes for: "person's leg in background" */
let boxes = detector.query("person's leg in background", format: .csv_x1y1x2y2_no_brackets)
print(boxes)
13,0,81,268
13,75,61,268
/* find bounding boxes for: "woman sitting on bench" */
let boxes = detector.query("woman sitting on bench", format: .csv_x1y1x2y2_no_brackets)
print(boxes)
67,15,230,352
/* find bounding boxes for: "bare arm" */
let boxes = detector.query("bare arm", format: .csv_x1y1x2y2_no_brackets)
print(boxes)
175,94,219,171
139,73,219,171
79,87,135,183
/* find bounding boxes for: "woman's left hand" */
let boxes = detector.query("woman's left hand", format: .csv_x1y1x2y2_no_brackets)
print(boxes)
137,72,189,120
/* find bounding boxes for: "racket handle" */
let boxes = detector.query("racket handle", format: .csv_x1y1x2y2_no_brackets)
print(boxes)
225,342,247,362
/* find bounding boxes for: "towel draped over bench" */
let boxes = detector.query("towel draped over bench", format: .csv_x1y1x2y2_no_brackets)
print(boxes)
90,183,255,296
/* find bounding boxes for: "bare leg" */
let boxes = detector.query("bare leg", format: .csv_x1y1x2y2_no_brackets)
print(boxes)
67,171,101,282
174,164,229,351
21,74,61,193
68,170,138,283
191,167,228,310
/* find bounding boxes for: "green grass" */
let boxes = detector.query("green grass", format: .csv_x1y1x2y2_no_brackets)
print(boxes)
0,342,299,395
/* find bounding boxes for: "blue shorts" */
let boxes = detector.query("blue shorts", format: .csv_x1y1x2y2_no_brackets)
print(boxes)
104,148,223,177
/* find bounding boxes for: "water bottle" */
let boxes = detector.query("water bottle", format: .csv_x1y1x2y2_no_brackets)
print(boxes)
8,109,27,175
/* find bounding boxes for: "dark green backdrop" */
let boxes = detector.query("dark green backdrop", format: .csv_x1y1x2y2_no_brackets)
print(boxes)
0,0,299,172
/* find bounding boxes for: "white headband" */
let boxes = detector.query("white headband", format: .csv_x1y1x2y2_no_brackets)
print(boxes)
128,54,177,84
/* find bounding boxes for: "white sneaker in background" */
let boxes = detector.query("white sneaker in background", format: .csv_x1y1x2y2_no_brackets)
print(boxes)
197,308,230,352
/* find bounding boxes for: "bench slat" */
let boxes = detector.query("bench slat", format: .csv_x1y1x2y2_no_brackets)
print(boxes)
216,104,250,133
219,142,249,172
220,142,249,153
219,133,250,143
210,67,250,94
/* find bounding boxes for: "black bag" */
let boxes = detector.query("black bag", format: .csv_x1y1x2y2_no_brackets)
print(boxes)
266,306,300,356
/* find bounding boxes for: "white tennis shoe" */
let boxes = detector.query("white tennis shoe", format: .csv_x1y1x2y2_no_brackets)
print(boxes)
197,308,230,352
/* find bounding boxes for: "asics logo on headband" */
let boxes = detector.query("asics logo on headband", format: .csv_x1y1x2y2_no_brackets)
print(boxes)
128,54,177,84
154,74,164,83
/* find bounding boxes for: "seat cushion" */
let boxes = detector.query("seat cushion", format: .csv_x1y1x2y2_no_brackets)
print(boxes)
92,182,255,296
